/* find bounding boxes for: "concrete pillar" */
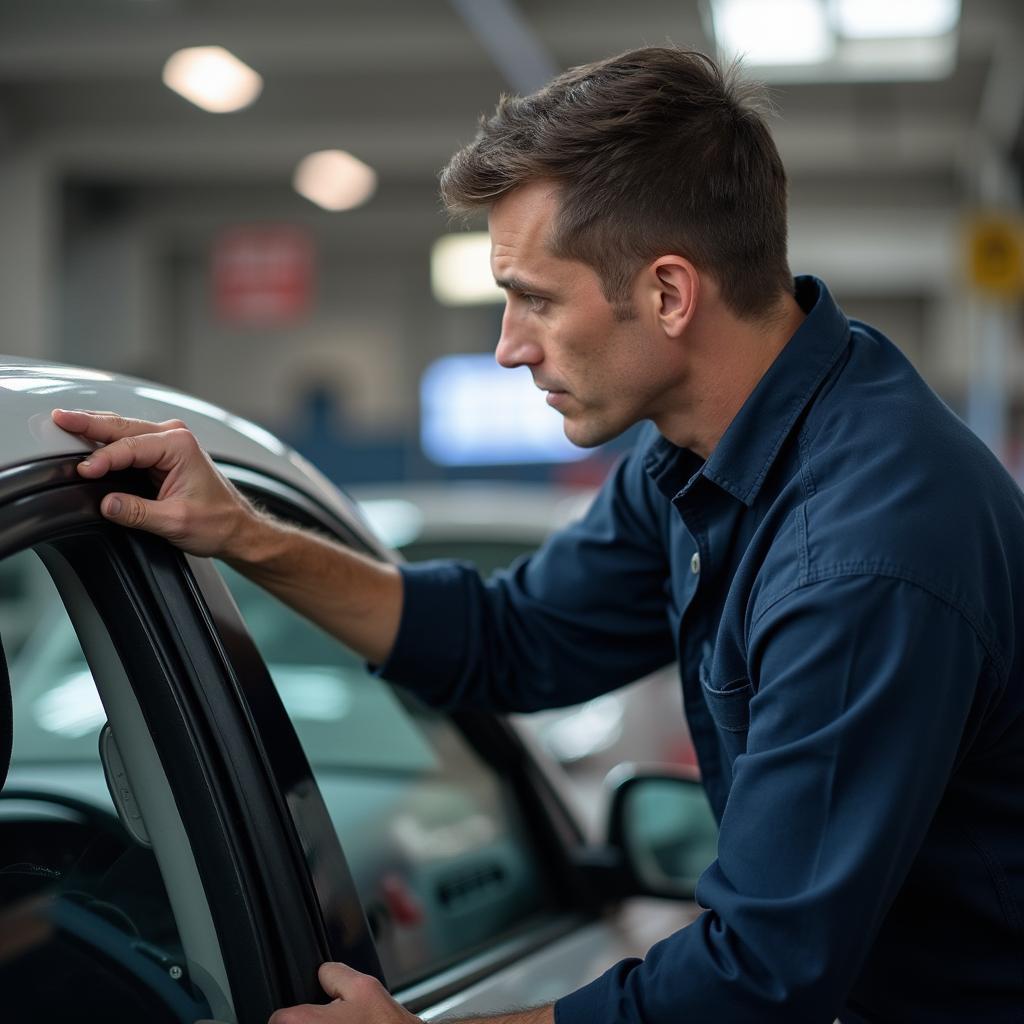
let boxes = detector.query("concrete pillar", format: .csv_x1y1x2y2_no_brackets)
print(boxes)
60,223,160,376
0,152,57,359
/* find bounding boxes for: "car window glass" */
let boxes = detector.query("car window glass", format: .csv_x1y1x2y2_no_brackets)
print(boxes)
0,548,213,1023
214,559,555,991
400,536,695,839
400,540,535,579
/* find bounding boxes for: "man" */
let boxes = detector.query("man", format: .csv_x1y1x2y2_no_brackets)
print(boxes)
53,47,1024,1024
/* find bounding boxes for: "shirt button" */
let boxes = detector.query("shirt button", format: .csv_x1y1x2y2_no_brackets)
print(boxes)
690,552,701,575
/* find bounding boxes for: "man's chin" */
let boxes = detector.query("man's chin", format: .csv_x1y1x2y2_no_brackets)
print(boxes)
562,416,620,449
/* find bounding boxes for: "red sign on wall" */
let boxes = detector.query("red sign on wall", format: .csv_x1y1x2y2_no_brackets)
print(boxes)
212,225,314,327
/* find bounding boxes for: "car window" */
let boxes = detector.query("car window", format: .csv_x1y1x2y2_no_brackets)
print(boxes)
214,559,557,991
400,540,535,579
399,536,696,836
0,548,214,1023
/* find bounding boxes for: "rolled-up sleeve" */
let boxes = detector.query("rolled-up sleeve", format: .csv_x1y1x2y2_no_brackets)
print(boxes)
378,449,677,711
556,572,988,1023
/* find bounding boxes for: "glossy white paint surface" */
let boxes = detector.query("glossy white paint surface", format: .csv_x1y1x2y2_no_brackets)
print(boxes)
0,355,359,524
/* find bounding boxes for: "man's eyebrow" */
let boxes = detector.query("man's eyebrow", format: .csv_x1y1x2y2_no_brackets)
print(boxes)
494,275,547,295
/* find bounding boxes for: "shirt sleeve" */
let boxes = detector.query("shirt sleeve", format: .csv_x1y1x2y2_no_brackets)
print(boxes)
555,572,987,1023
376,447,677,711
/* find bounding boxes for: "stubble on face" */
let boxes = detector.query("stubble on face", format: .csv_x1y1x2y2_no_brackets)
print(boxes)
489,182,673,449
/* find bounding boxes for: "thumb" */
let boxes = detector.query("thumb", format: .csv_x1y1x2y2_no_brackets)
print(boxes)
318,961,383,1000
319,961,359,997
100,492,168,535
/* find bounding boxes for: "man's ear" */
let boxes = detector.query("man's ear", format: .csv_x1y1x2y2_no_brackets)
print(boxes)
651,257,699,337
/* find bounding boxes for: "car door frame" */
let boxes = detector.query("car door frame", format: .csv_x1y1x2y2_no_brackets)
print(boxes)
0,453,626,1018
209,463,617,1010
0,454,376,1021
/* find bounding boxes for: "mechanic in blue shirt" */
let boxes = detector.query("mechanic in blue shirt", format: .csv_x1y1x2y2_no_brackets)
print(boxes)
55,47,1024,1024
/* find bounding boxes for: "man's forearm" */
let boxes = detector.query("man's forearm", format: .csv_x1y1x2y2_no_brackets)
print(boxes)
49,410,406,666
226,509,404,665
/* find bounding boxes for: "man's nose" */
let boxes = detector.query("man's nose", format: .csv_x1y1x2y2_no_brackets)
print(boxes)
495,308,542,368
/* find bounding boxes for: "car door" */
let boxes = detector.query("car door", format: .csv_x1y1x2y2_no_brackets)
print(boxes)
0,456,371,1022
0,455,695,1022
196,465,698,1016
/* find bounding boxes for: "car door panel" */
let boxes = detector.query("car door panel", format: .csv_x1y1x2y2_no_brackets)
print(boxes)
0,461,350,1021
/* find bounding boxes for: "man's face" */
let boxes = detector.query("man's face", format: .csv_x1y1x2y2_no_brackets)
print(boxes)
489,181,681,448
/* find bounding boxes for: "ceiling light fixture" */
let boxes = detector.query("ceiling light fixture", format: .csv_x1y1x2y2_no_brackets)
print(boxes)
292,150,377,212
831,0,961,39
162,46,263,113
711,0,834,66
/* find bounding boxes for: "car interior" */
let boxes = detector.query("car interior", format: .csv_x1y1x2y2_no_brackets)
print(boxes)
0,546,232,1023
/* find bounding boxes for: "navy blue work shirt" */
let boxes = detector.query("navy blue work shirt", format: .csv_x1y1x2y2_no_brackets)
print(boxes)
381,277,1024,1022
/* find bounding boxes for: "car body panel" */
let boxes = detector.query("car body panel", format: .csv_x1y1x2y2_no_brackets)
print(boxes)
419,899,698,1018
0,356,356,526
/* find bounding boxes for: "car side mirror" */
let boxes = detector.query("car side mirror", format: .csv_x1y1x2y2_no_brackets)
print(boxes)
605,764,718,900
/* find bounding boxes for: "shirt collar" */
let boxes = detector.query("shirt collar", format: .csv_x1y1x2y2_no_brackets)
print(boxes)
644,275,851,506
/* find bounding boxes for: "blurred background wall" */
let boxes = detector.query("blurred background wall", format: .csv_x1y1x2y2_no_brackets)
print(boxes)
0,0,1022,486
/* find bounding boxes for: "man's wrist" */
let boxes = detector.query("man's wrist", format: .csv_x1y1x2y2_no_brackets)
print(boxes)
222,504,292,568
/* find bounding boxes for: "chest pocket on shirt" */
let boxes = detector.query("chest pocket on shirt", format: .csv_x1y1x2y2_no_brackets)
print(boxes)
700,664,754,761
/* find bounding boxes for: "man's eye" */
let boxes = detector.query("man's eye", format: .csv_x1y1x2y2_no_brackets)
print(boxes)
523,294,547,312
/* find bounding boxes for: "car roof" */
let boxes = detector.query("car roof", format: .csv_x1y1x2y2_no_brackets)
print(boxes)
0,356,356,523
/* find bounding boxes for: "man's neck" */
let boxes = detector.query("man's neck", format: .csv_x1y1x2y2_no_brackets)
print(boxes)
657,293,806,460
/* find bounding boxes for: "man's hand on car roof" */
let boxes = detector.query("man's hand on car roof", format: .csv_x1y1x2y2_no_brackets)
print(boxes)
51,408,258,559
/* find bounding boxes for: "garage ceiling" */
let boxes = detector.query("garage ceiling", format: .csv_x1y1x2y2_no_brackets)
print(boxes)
0,0,1020,250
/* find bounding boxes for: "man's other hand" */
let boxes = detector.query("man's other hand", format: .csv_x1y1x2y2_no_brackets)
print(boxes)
268,963,420,1023
267,962,556,1024
51,408,259,559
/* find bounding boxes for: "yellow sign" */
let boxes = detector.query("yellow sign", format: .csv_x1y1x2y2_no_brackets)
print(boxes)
967,216,1024,297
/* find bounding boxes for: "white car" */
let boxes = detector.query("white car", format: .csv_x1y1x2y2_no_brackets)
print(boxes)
0,357,716,1023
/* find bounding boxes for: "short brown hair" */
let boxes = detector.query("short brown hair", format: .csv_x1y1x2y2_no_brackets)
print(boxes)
440,47,793,321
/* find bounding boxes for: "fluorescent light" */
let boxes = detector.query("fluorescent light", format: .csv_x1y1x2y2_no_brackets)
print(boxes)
833,34,957,79
162,46,262,113
832,0,960,39
431,232,504,306
712,0,834,65
292,150,377,212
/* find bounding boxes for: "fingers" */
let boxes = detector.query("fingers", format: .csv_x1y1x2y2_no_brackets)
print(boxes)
76,429,195,479
97,492,197,544
266,965,406,1024
53,408,193,481
98,492,158,530
50,407,247,556
318,961,378,1000
51,408,186,444
267,1004,339,1024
